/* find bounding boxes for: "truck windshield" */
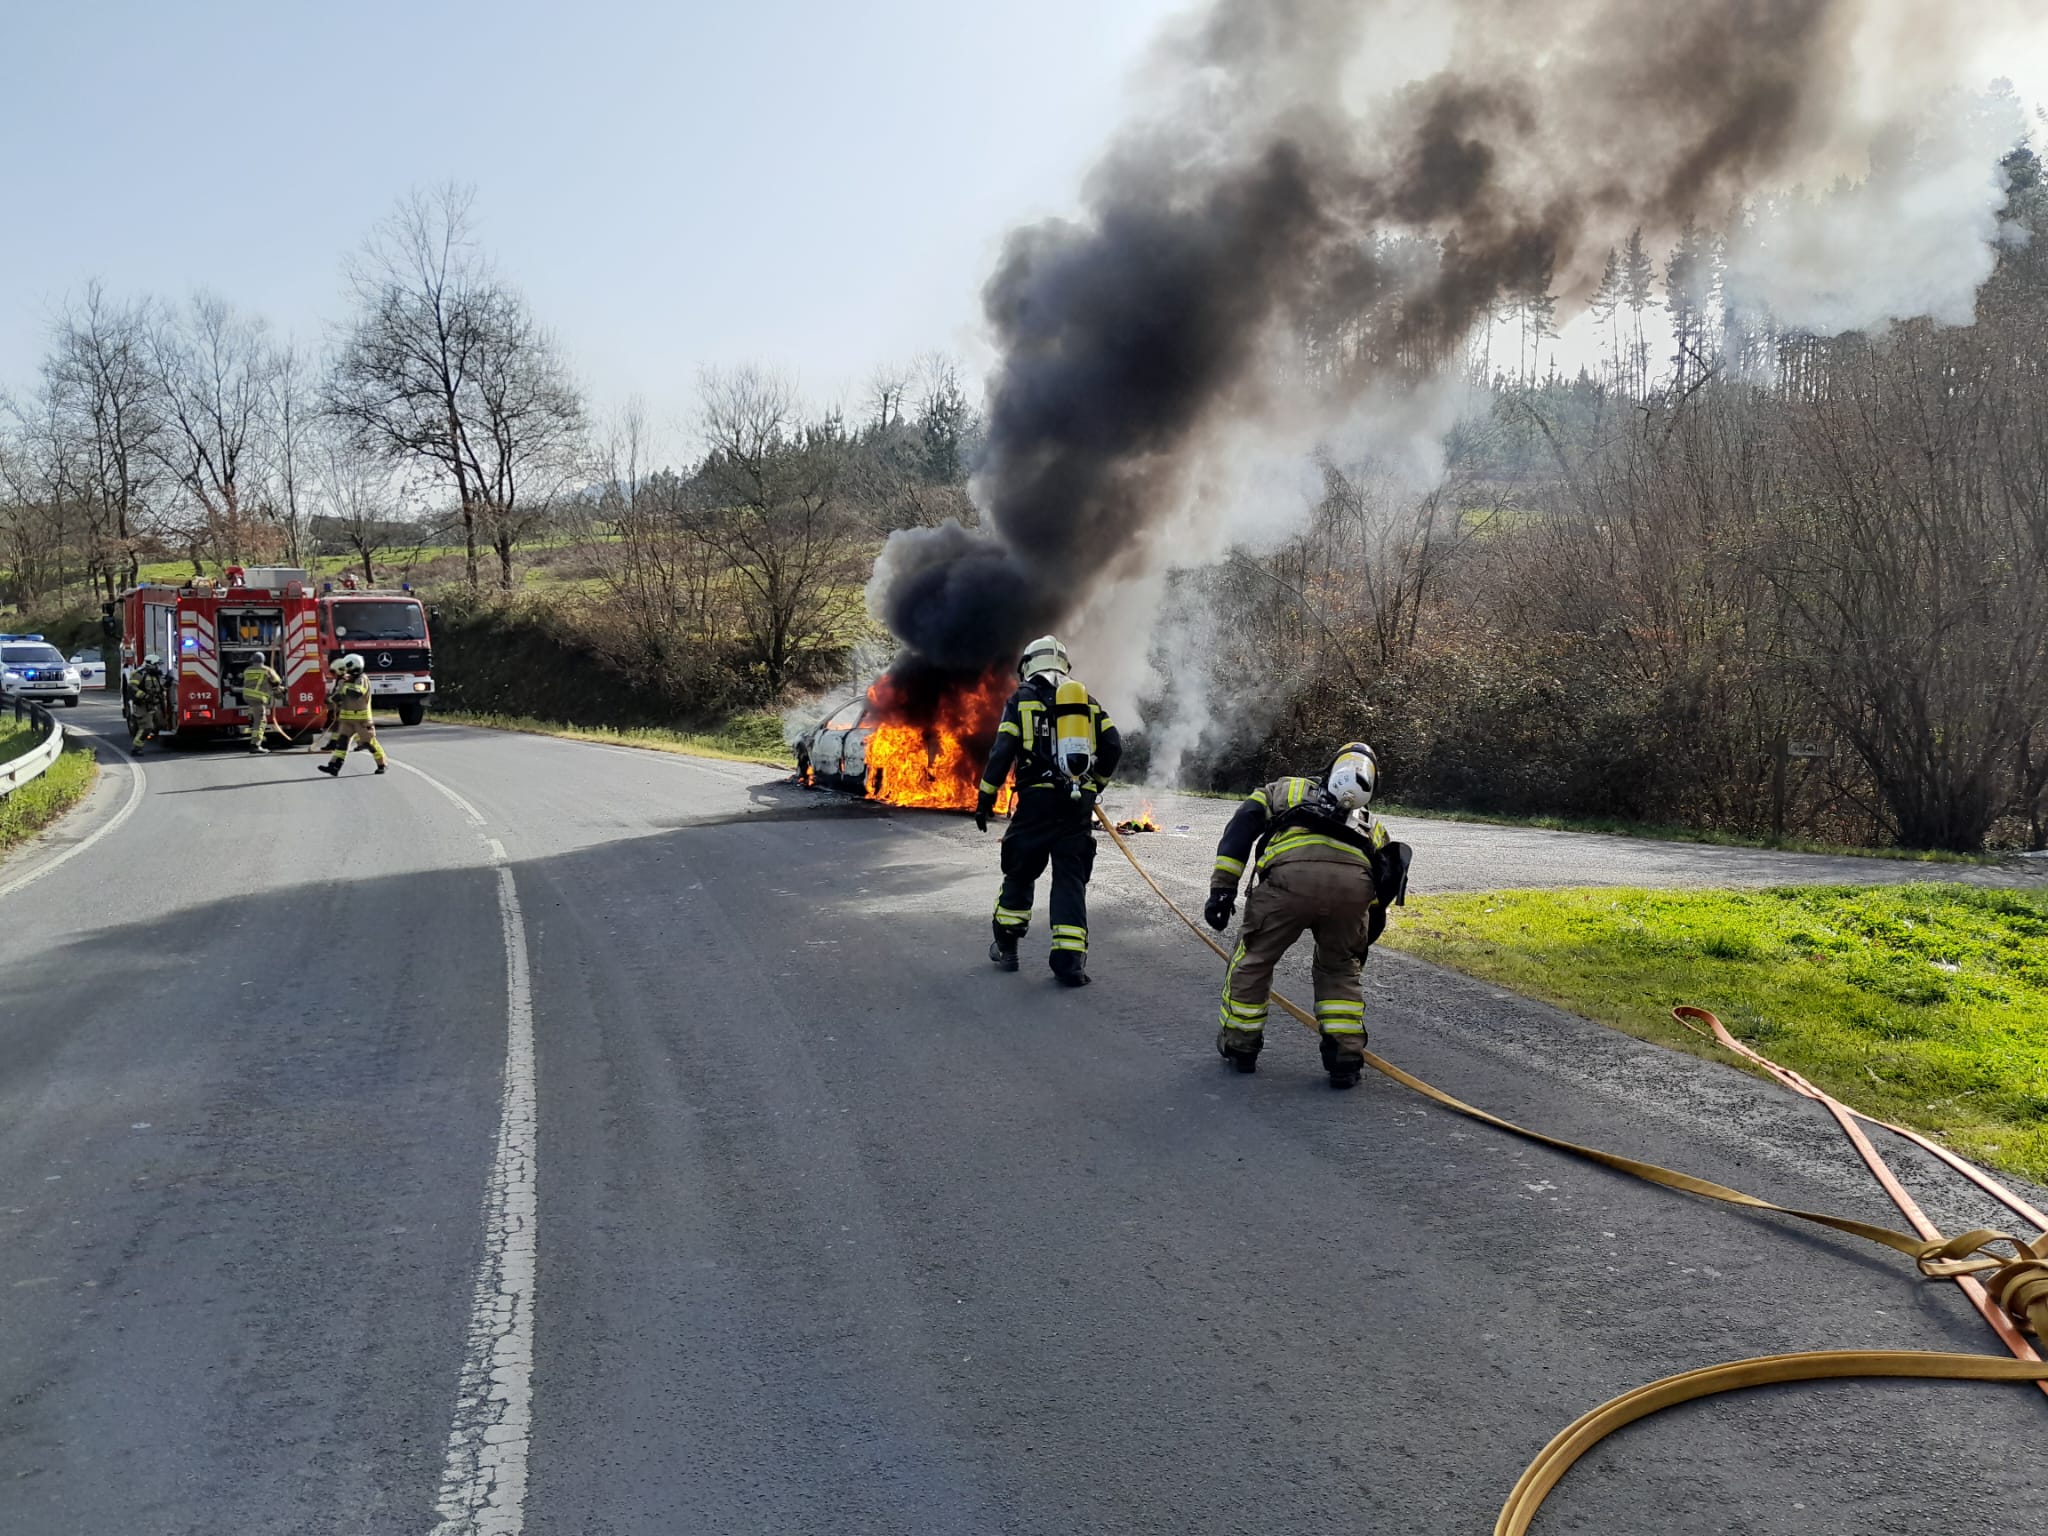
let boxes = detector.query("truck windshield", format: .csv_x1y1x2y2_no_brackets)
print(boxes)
330,601,426,641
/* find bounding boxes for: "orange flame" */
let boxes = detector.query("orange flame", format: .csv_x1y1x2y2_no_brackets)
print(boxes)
1116,797,1160,834
863,669,1016,813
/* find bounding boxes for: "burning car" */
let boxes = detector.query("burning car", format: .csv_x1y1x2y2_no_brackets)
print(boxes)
795,670,1018,814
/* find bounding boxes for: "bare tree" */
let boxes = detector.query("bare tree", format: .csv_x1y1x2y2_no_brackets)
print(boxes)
148,293,278,570
462,289,586,589
327,185,584,591
327,185,494,588
688,367,868,695
313,426,405,587
262,341,318,567
43,282,163,592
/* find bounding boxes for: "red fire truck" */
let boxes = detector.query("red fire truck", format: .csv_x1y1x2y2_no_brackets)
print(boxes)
118,567,330,745
316,577,435,726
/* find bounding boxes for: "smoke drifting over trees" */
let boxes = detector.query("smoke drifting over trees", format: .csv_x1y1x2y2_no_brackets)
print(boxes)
869,0,2040,693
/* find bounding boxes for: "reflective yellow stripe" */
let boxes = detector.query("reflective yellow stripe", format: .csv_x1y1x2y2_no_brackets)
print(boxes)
1320,1023,1365,1036
1222,998,1266,1020
1213,855,1245,875
1316,1002,1365,1018
1218,1014,1265,1034
980,780,1000,795
1250,789,1270,809
998,721,1020,737
1286,779,1307,809
1259,833,1373,870
1018,701,1043,752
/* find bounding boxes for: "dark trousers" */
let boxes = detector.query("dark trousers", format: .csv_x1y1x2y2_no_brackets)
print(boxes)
992,790,1097,974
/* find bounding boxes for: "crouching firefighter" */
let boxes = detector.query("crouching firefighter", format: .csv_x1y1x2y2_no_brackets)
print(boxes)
974,635,1122,987
1204,743,1413,1088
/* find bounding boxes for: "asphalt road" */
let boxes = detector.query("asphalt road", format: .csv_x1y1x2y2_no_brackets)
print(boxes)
3,698,2043,1535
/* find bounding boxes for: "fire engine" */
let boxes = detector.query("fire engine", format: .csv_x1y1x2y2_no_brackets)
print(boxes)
316,575,435,726
118,567,329,745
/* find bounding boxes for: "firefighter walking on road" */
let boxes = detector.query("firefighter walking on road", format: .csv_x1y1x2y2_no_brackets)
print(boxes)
317,654,386,777
974,636,1122,987
242,656,285,754
1204,743,1412,1087
128,655,168,753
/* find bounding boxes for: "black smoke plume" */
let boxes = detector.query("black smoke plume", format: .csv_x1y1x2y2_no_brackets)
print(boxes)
868,0,2026,684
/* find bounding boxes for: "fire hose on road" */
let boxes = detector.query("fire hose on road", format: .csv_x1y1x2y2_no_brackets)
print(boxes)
1091,806,2048,1535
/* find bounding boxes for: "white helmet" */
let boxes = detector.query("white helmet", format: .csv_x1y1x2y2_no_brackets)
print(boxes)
1325,742,1378,814
142,652,162,668
1019,635,1070,682
338,653,366,674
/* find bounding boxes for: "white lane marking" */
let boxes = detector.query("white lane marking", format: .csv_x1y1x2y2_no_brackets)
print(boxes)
392,757,490,828
430,856,538,1535
487,838,508,862
0,735,147,904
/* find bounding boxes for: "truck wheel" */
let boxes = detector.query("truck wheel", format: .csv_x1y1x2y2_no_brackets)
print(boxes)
397,698,427,727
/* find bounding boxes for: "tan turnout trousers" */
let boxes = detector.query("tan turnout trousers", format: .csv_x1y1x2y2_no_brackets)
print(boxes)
1218,854,1374,1044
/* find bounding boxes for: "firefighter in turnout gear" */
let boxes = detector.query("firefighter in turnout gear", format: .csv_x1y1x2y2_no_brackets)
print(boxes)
128,655,169,752
242,656,285,753
317,654,386,776
974,636,1122,987
1204,743,1413,1087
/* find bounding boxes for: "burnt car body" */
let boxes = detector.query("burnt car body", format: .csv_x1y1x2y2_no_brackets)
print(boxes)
796,692,874,791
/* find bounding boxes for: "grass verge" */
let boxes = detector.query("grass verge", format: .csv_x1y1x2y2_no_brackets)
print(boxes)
439,710,795,768
0,731,99,858
1383,884,2048,1181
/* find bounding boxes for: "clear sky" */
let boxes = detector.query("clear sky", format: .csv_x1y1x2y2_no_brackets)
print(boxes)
0,0,1187,443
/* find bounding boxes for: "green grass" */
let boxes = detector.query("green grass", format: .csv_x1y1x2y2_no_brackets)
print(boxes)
441,710,796,768
0,715,41,767
1385,884,2048,1180
0,729,98,857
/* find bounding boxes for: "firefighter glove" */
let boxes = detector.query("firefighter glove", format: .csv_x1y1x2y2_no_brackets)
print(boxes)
1204,890,1236,932
974,798,993,834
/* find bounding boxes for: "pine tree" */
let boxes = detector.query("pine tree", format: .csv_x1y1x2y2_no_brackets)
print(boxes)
1589,247,1622,390
1620,228,1656,398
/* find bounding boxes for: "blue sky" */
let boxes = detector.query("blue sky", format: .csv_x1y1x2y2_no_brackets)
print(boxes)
0,0,1185,436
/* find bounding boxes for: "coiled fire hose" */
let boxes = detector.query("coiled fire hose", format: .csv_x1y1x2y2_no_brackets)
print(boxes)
1091,807,2048,1534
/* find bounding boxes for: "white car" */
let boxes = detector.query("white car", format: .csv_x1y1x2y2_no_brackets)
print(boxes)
1,640,82,707
796,692,874,791
68,650,107,688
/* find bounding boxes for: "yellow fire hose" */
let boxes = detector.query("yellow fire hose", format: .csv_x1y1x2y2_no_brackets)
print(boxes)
1091,807,2048,1534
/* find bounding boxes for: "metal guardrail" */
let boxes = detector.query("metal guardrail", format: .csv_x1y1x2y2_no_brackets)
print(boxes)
1,697,65,798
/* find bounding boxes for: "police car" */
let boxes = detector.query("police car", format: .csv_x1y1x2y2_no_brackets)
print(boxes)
0,635,82,708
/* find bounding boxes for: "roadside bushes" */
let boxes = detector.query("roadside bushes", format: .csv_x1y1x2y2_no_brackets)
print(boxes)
429,591,848,731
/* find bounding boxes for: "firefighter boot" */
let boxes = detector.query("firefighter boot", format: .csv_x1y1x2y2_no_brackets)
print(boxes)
988,934,1020,972
375,762,387,775
317,759,342,777
1216,1029,1262,1074
1319,1030,1366,1090
1050,951,1091,988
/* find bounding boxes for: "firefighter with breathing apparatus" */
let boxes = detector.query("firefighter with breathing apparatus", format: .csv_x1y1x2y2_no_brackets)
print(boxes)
316,653,387,777
974,635,1122,987
1205,743,1413,1087
128,654,168,752
242,654,285,754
